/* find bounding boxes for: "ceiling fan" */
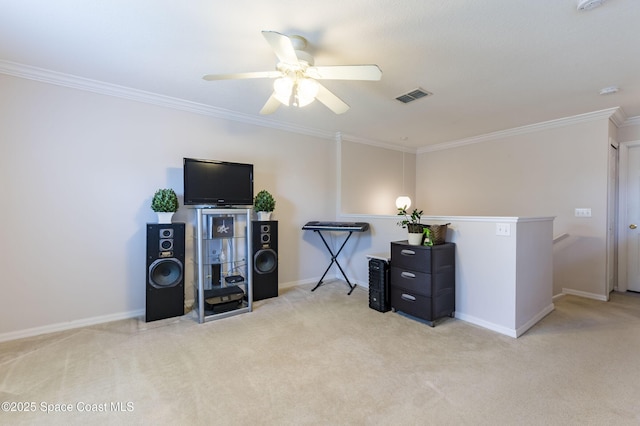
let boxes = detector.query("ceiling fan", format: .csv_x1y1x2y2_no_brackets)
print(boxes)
202,31,382,115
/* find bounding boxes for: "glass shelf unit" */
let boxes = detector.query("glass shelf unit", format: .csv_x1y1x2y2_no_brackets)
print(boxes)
194,207,253,323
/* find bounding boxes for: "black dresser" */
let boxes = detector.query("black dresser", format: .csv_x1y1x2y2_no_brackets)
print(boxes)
389,241,455,326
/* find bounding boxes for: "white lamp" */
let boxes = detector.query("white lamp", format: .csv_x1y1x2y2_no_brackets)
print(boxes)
395,196,411,210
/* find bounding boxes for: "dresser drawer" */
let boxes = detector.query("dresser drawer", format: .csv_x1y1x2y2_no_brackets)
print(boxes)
390,267,431,297
390,286,432,321
391,243,431,272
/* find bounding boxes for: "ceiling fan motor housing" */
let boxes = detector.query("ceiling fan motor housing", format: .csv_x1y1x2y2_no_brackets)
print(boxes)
293,50,314,66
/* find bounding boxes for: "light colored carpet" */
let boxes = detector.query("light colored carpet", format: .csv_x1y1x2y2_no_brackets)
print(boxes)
1,282,640,425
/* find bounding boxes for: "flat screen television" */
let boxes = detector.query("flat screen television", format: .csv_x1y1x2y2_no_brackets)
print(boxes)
183,158,254,206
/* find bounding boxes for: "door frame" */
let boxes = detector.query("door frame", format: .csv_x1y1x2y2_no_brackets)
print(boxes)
617,139,640,292
607,139,618,296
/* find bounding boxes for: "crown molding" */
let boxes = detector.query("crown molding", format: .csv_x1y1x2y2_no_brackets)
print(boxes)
338,132,417,153
3,60,638,149
609,107,627,127
620,115,640,128
418,107,622,154
0,60,336,142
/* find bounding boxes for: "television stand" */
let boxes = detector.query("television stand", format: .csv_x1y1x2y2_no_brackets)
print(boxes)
193,207,253,323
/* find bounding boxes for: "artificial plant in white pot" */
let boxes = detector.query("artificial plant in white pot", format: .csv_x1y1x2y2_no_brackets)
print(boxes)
151,188,179,224
397,206,424,245
254,189,275,221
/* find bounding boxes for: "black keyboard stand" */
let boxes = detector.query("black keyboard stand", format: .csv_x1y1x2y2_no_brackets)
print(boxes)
310,229,357,295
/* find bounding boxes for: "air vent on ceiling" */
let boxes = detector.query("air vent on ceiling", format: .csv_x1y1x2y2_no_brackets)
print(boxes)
395,88,433,104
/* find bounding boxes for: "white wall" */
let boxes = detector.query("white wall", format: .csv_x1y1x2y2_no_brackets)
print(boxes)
340,139,415,216
618,121,640,143
415,117,611,298
0,74,336,339
1,69,632,340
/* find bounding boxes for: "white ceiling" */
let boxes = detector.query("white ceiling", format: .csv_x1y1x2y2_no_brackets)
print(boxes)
1,0,638,149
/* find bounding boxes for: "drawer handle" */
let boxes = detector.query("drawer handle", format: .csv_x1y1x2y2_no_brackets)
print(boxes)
401,271,416,279
401,249,416,256
401,293,416,302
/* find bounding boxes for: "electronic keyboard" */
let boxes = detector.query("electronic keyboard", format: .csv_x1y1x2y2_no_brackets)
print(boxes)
302,221,370,232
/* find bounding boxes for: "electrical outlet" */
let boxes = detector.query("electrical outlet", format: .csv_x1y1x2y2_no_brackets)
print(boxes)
575,208,592,217
496,223,511,236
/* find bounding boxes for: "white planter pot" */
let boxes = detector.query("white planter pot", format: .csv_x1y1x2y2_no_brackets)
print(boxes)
157,212,174,224
407,232,424,246
257,211,272,221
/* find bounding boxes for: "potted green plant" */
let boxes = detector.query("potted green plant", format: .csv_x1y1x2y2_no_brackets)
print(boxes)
254,189,275,221
397,206,424,245
151,188,179,223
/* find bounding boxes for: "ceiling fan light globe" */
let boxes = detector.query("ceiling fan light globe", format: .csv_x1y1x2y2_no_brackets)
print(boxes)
273,77,293,105
295,94,315,107
295,78,319,107
298,78,319,97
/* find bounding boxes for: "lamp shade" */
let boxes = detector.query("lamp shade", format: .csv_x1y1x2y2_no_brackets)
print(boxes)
395,196,412,209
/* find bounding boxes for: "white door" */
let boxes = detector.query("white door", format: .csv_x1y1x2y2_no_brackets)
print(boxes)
626,144,640,292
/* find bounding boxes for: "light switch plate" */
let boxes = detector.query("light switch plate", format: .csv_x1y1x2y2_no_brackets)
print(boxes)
575,208,592,217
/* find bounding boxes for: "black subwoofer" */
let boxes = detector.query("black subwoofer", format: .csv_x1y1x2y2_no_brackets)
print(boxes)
146,223,185,322
251,221,278,301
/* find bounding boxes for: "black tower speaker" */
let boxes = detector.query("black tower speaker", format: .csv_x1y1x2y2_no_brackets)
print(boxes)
146,223,185,322
251,221,278,301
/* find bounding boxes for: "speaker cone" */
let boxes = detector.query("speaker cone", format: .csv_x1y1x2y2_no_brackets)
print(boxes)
160,228,174,238
149,258,183,288
254,249,277,274
159,239,174,250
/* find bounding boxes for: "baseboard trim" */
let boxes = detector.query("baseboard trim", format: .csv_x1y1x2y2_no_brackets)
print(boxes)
0,278,363,343
455,303,555,338
279,276,366,290
562,288,608,301
454,312,518,338
515,303,555,337
0,309,145,343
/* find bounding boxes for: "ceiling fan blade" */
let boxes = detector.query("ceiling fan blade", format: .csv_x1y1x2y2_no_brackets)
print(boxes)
306,65,382,81
203,71,282,81
260,93,281,115
315,83,350,114
262,31,299,65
